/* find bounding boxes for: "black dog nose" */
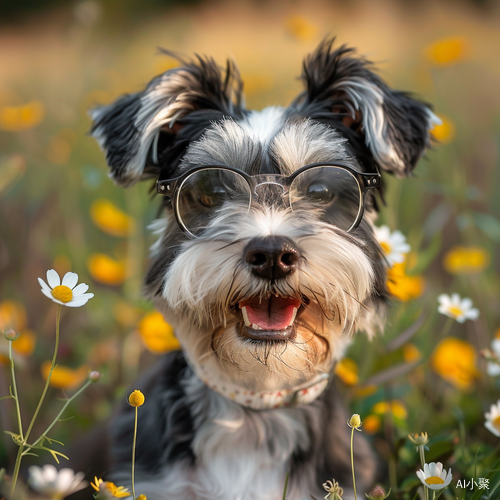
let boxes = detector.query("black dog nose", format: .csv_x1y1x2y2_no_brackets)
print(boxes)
244,236,300,280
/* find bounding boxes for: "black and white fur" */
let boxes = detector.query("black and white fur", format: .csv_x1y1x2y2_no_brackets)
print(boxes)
90,40,437,500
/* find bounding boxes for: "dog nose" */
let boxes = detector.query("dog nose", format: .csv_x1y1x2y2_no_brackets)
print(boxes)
244,236,300,280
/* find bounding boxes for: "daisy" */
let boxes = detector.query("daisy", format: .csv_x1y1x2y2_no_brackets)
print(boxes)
91,477,130,499
38,270,94,307
416,462,453,490
374,225,410,267
28,465,88,500
437,293,479,323
484,400,500,437
486,339,500,377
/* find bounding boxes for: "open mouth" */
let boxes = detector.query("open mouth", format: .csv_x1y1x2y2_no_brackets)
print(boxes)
237,294,304,341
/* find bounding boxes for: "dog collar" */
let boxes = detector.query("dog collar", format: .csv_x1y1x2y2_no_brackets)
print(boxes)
193,363,330,410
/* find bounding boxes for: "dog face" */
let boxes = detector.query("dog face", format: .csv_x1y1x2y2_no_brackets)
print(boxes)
90,40,437,393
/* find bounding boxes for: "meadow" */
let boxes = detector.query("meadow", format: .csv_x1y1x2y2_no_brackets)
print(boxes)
0,0,499,498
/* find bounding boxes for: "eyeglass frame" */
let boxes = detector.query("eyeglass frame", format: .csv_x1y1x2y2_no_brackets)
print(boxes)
156,161,381,238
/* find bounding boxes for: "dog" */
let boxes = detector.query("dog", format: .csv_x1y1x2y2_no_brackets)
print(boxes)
89,39,437,500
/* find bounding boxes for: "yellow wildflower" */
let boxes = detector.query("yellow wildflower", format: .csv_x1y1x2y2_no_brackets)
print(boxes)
362,415,381,435
128,389,145,407
87,254,126,285
431,337,479,390
372,400,407,420
443,246,489,275
431,114,456,144
90,199,135,237
12,329,36,356
91,477,130,498
424,37,470,66
387,262,425,302
403,343,422,363
41,362,89,389
334,358,359,386
138,311,180,354
285,15,317,42
0,300,27,331
0,100,45,131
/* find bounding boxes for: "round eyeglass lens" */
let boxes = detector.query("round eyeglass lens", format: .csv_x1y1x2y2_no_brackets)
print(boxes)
289,166,362,231
177,168,251,236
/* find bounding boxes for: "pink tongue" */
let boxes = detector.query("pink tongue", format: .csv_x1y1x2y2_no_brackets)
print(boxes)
241,296,300,330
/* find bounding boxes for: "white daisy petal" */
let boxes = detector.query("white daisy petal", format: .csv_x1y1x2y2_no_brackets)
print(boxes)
485,421,500,437
38,277,52,293
46,269,61,288
72,283,89,296
492,339,500,357
62,272,79,289
41,288,55,301
64,298,91,308
460,297,473,309
487,362,500,377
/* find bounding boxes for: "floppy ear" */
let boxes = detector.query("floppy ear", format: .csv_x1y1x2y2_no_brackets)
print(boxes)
297,39,440,177
89,56,244,186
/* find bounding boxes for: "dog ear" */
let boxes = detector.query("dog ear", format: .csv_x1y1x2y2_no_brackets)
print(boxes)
89,55,244,186
297,39,440,177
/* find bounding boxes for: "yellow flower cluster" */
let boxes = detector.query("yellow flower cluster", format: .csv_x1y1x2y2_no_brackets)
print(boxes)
138,311,180,354
41,362,90,390
0,100,45,132
431,337,478,390
387,262,425,302
424,37,470,67
443,246,489,275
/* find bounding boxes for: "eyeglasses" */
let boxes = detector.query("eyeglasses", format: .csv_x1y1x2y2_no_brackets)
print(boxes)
156,162,381,238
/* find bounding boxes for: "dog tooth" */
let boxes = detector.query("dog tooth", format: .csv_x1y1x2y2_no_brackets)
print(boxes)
288,307,298,327
241,307,251,327
252,324,263,330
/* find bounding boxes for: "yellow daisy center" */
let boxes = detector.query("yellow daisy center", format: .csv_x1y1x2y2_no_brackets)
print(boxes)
493,415,500,432
448,306,463,318
51,285,73,303
380,241,392,255
425,476,445,485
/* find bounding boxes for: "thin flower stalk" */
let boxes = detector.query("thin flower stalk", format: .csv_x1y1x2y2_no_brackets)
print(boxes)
11,304,62,498
132,405,138,500
9,340,23,440
348,415,362,500
28,379,93,450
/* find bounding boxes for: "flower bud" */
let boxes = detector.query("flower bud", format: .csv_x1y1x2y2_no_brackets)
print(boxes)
408,432,429,446
137,495,147,500
89,371,101,383
128,389,145,407
366,485,391,500
4,329,20,341
348,414,362,429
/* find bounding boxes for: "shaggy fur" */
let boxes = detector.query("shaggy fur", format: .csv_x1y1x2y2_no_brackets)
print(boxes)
90,39,437,500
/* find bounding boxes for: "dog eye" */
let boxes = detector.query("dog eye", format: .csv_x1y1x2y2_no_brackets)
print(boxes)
198,186,227,208
306,183,334,204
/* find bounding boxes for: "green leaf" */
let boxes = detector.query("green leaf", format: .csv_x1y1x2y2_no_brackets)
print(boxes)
473,212,500,242
469,457,500,500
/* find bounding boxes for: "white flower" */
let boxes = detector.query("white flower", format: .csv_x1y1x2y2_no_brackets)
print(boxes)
485,400,500,437
416,462,453,490
374,225,410,266
28,465,88,499
38,270,94,307
487,339,500,377
437,293,479,323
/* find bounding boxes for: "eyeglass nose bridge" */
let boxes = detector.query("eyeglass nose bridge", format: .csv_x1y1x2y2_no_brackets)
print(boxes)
251,175,290,203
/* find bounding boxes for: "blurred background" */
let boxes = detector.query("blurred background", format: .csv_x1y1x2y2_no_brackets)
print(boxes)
0,0,500,497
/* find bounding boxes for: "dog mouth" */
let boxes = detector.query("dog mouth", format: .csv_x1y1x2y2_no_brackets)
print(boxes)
236,294,305,341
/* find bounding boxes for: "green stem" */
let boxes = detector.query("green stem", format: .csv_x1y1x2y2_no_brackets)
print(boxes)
351,427,357,500
28,380,92,450
9,444,24,498
132,407,138,500
24,305,61,443
9,341,23,439
282,471,289,500
419,445,426,469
